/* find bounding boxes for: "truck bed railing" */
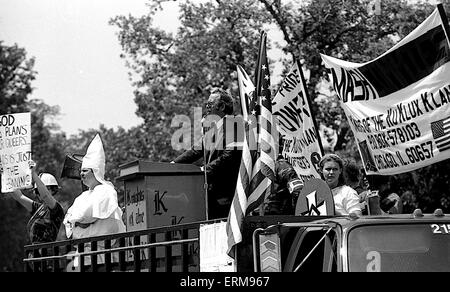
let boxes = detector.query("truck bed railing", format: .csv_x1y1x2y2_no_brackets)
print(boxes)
24,219,224,272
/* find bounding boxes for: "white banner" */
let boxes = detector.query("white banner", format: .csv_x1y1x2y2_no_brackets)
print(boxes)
321,8,450,175
199,221,235,272
237,65,255,120
272,61,323,183
0,113,32,192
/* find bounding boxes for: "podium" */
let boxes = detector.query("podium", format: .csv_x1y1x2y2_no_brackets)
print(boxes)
117,160,206,231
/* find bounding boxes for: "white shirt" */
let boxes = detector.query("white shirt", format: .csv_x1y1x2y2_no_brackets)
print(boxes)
64,184,125,239
332,185,362,215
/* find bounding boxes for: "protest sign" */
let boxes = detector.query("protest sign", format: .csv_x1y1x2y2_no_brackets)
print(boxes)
321,6,450,175
272,60,324,183
0,113,32,192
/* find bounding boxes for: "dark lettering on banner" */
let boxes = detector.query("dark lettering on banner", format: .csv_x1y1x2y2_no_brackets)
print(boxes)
367,122,422,149
373,153,400,170
328,67,379,103
4,125,28,136
3,165,19,176
0,115,15,127
283,139,292,152
1,113,32,192
5,174,31,189
370,114,386,131
395,151,409,166
284,128,318,153
405,141,434,164
385,99,425,127
421,91,435,112
277,68,301,98
273,93,311,133
0,136,30,151
348,116,372,133
372,141,435,170
285,156,311,170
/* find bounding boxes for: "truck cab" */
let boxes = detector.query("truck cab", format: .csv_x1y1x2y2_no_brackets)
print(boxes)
251,211,450,272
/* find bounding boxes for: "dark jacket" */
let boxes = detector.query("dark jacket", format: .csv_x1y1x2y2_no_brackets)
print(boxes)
174,142,242,219
264,158,303,215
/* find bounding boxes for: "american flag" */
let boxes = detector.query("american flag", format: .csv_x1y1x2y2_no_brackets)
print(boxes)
431,116,450,152
236,65,255,121
226,31,277,258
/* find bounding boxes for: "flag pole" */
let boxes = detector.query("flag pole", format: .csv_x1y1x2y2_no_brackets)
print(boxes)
295,58,325,156
201,118,209,221
255,30,266,216
438,3,450,46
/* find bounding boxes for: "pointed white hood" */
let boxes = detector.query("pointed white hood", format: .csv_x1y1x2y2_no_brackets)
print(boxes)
81,134,111,187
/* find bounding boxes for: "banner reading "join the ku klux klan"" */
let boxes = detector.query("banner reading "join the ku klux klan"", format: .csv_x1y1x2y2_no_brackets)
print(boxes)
321,5,450,175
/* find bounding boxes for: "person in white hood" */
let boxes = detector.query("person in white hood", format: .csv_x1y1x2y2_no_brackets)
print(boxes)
63,134,125,239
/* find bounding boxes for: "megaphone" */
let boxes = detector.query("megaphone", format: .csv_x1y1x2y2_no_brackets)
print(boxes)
61,153,84,180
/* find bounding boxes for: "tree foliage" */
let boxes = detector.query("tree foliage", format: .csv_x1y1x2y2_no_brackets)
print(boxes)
260,0,438,150
110,0,450,214
0,41,36,115
259,0,450,212
110,0,273,161
0,42,69,271
2,0,450,271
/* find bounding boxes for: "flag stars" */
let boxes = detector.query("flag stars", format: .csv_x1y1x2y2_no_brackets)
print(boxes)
262,64,267,71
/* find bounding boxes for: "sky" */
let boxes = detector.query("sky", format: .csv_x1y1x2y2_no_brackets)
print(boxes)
0,0,181,136
0,0,287,136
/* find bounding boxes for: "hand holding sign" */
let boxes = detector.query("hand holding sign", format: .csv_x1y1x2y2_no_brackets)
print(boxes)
28,160,36,169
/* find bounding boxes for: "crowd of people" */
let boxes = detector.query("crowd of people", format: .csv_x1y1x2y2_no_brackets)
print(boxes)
0,89,406,249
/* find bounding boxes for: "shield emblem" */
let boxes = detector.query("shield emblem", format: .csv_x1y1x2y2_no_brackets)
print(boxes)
295,178,335,216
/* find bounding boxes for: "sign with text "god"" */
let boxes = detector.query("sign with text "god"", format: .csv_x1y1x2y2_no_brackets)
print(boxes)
0,113,32,192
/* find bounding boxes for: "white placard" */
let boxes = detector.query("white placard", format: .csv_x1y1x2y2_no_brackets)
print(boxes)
0,113,32,192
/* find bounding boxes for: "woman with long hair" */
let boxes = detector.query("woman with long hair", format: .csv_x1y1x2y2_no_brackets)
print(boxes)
319,154,362,216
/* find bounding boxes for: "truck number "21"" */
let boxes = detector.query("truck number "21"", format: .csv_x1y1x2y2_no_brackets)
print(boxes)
430,224,450,234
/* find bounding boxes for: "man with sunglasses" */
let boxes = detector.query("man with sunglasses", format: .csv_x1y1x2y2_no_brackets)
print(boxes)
1,160,64,244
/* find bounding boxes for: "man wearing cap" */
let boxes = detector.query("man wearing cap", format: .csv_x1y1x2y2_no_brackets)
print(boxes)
1,160,64,244
63,134,125,239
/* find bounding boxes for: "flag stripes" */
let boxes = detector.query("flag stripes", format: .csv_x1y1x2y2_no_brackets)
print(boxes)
227,31,277,257
431,116,450,152
237,65,255,120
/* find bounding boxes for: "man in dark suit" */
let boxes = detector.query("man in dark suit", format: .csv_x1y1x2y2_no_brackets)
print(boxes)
173,88,242,219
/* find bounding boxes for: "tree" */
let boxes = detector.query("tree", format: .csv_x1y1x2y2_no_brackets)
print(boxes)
110,0,272,162
0,42,70,271
111,0,450,213
0,41,36,115
259,0,437,151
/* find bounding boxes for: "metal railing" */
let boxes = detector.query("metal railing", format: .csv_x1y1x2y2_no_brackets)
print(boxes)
24,219,224,272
